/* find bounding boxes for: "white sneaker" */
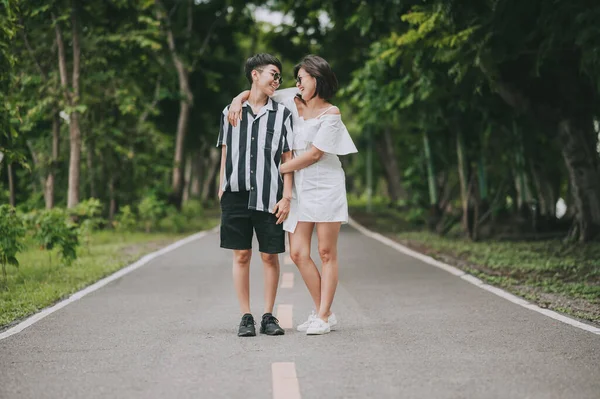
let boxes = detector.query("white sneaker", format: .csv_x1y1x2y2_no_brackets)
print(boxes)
297,311,338,332
306,318,330,335
296,311,316,332
328,313,338,330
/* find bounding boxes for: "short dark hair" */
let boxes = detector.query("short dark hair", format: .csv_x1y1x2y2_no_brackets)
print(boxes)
244,53,282,85
293,55,338,100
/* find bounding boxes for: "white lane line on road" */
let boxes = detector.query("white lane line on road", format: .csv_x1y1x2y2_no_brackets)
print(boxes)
349,218,600,336
280,273,294,288
272,362,301,399
276,304,293,329
0,227,219,341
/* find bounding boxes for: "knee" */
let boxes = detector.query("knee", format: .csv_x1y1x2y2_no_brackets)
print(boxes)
318,247,335,264
234,250,252,265
290,249,310,265
261,253,279,268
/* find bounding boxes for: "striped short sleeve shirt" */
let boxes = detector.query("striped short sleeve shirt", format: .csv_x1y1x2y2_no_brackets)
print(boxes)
216,98,293,213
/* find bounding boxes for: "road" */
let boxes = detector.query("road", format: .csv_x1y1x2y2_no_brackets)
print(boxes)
1,224,599,398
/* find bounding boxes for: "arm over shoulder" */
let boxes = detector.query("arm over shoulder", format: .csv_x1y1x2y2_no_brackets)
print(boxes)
271,87,300,104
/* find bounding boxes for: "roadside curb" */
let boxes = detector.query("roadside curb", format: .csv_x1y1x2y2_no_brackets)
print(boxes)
0,226,219,341
348,217,600,336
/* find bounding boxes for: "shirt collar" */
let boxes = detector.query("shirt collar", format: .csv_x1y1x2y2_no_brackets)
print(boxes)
242,98,275,118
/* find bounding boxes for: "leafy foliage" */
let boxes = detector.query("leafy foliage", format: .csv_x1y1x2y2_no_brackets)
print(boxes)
114,205,137,233
0,205,26,281
32,208,80,266
138,194,167,233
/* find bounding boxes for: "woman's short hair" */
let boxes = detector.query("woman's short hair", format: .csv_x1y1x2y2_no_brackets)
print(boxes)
245,53,282,85
294,55,338,100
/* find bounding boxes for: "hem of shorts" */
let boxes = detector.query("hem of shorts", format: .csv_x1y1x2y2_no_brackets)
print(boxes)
258,247,286,255
220,244,252,251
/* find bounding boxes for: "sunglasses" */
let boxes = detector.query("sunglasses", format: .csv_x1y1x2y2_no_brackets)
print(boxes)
257,69,283,84
296,74,310,85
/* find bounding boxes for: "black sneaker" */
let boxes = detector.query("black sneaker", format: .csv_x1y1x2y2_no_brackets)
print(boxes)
238,313,256,337
260,313,285,335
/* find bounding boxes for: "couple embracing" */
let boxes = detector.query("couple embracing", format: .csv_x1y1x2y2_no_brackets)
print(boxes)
216,53,357,337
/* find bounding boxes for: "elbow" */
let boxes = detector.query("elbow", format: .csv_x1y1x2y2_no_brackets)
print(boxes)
311,152,324,163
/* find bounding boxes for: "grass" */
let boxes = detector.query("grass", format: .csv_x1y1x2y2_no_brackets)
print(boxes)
0,216,219,330
350,206,600,326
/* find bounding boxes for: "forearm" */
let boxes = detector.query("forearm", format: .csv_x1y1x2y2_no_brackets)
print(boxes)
235,90,250,103
280,152,293,198
218,146,227,191
280,147,322,174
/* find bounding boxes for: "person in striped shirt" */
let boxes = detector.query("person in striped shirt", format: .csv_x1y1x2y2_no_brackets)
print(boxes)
216,54,294,337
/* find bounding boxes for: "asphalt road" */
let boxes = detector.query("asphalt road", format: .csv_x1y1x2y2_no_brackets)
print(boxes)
1,224,599,399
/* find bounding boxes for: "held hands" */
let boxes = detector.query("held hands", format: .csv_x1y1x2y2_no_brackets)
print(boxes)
272,197,291,224
228,97,243,127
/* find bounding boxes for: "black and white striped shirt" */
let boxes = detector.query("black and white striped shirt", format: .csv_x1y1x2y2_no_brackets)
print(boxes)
217,98,293,212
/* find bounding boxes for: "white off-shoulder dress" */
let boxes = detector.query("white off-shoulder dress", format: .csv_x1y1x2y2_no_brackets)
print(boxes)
271,88,358,233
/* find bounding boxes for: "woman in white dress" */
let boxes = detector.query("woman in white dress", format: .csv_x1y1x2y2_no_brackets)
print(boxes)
228,55,357,335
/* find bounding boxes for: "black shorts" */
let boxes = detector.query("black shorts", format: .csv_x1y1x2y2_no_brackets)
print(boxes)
220,191,285,254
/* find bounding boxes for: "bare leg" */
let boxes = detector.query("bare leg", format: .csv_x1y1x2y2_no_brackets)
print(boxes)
261,252,280,314
233,249,252,315
289,222,321,311
316,222,341,322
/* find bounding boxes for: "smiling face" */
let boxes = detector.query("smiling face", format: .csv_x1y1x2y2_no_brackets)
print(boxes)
295,68,317,101
252,64,282,97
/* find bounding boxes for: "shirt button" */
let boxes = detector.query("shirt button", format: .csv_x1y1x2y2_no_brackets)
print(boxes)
250,170,253,174
251,187,254,190
252,137,255,140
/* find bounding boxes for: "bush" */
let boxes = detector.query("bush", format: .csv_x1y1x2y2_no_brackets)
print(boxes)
70,198,103,221
0,205,26,281
182,199,204,219
114,205,137,232
138,194,166,233
159,205,187,233
32,208,80,266
71,198,104,250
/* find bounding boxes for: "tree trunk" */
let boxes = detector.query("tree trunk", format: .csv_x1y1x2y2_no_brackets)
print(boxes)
480,60,600,240
21,15,59,209
7,163,15,207
171,100,191,204
557,119,600,241
67,108,81,208
190,151,203,198
477,154,488,203
201,148,220,202
45,112,60,209
530,163,556,218
423,131,441,230
108,174,116,222
423,131,438,206
26,140,47,194
375,127,406,204
182,154,192,204
55,3,82,209
155,0,194,207
456,131,471,238
87,137,96,198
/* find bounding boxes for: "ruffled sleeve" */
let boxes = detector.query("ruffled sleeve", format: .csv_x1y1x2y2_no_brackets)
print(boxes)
312,115,358,155
271,88,299,106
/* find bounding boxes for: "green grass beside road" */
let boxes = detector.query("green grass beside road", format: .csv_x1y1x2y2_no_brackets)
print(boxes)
0,218,219,330
350,207,600,327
